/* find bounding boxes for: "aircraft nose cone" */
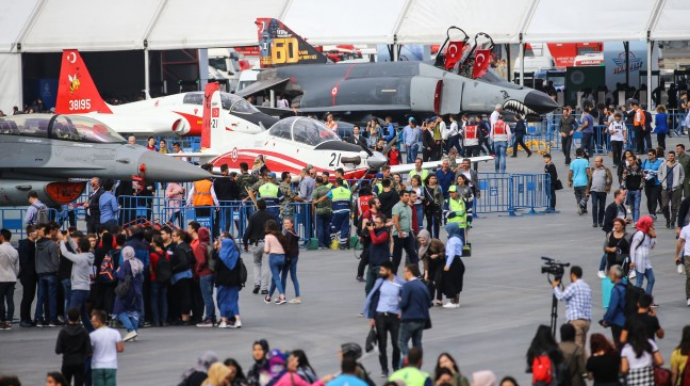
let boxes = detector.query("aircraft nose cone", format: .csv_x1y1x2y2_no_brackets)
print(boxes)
138,151,211,182
367,152,388,171
524,91,559,115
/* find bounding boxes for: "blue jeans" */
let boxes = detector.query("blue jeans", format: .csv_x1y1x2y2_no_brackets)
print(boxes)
61,278,72,319
280,258,300,297
627,190,641,223
493,141,508,173
331,211,350,244
70,289,94,331
599,253,607,271
398,321,425,359
316,213,332,248
415,204,424,229
35,273,58,323
118,311,139,333
199,275,216,321
635,268,656,295
268,254,286,296
150,281,168,325
406,144,419,164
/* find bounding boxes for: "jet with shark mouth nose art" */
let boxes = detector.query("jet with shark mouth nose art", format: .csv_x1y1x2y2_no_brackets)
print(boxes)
235,19,558,123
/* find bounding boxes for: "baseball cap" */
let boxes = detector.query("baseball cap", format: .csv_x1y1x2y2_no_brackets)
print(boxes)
268,172,277,179
408,117,416,122
448,185,458,193
376,173,384,179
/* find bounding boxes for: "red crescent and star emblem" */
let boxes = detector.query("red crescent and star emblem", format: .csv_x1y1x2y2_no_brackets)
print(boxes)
231,147,239,162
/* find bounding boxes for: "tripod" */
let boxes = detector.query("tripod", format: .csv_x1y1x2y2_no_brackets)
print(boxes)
550,293,559,338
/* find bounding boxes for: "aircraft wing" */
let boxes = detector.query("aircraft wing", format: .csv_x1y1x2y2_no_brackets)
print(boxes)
298,104,411,113
390,155,494,175
235,78,290,97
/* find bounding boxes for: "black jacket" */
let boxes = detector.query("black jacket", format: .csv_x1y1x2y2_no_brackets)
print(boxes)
214,177,240,201
87,187,104,223
55,324,92,366
17,238,36,278
242,210,276,247
171,242,194,273
678,196,690,229
602,202,625,233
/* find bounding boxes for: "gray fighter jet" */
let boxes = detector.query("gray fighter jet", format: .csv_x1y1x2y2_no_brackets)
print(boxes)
237,18,558,123
0,114,210,207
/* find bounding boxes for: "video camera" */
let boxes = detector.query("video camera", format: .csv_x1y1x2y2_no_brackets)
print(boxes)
541,256,570,281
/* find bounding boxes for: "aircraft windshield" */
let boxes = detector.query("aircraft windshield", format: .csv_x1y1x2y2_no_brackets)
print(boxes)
0,114,126,143
269,117,340,146
51,115,126,143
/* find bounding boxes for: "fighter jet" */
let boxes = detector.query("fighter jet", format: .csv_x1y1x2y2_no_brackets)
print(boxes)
182,82,492,180
56,50,279,137
236,18,558,122
0,114,210,207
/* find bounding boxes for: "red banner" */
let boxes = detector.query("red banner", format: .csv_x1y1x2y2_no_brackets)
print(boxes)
472,49,492,79
444,41,465,70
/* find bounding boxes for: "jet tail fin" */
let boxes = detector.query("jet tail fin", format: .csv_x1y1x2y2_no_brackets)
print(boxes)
255,18,327,68
201,82,223,151
56,50,112,114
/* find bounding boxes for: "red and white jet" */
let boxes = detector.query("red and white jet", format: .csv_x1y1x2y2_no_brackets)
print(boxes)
56,49,278,137
186,83,492,180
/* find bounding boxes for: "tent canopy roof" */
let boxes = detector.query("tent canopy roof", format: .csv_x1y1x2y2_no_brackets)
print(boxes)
1,0,687,53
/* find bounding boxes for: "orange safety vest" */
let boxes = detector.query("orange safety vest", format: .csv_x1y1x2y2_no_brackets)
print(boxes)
633,108,646,127
193,180,214,207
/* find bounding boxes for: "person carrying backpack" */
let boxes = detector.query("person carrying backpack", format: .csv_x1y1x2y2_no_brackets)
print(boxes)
195,227,217,328
25,191,49,225
558,324,586,386
149,236,170,327
526,325,563,386
670,325,690,386
601,265,628,350
630,216,657,303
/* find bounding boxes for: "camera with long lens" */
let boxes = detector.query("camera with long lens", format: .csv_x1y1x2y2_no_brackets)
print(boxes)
541,256,570,281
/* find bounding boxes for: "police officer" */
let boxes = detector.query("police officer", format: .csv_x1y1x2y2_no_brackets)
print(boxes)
279,172,296,220
254,172,282,223
314,178,352,249
443,185,467,240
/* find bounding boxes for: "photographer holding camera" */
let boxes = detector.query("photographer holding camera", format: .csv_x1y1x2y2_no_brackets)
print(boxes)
552,266,592,351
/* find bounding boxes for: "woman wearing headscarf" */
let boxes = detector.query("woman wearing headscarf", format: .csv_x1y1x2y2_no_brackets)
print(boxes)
471,371,497,386
417,229,446,307
629,216,657,302
114,246,144,342
247,340,270,386
214,232,243,328
441,223,465,309
181,351,220,386
268,351,334,386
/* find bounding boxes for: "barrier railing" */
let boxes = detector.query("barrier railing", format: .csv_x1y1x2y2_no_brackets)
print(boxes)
475,173,511,214
509,173,552,215
0,207,62,241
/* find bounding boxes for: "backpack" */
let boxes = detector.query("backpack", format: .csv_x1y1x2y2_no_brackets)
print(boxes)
33,203,49,225
618,282,646,318
680,355,690,386
532,355,554,385
154,253,172,283
99,253,116,283
204,243,217,272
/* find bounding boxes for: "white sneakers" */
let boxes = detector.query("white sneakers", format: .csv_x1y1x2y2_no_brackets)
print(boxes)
628,270,637,280
597,271,606,279
218,320,242,329
442,302,460,309
123,331,138,342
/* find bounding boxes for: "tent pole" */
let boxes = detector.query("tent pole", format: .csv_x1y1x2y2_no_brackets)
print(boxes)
519,34,525,86
647,33,653,109
624,42,630,88
143,44,150,97
393,35,399,62
506,44,512,82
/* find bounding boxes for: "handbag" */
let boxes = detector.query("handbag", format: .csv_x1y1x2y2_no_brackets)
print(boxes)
114,266,132,299
654,366,672,386
555,179,564,191
365,327,378,353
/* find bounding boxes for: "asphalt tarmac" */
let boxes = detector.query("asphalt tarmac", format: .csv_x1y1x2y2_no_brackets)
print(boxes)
2,138,689,386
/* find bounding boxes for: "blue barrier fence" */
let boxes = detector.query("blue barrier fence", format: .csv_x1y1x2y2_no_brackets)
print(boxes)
474,173,552,215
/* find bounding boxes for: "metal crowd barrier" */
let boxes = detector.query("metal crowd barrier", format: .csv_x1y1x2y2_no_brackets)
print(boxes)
474,173,552,216
0,207,63,241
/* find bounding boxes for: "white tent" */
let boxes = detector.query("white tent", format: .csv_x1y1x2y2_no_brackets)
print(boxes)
2,0,689,111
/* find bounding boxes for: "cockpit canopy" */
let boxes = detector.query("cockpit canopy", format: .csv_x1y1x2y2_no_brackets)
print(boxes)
0,114,126,143
182,91,260,114
268,117,341,147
